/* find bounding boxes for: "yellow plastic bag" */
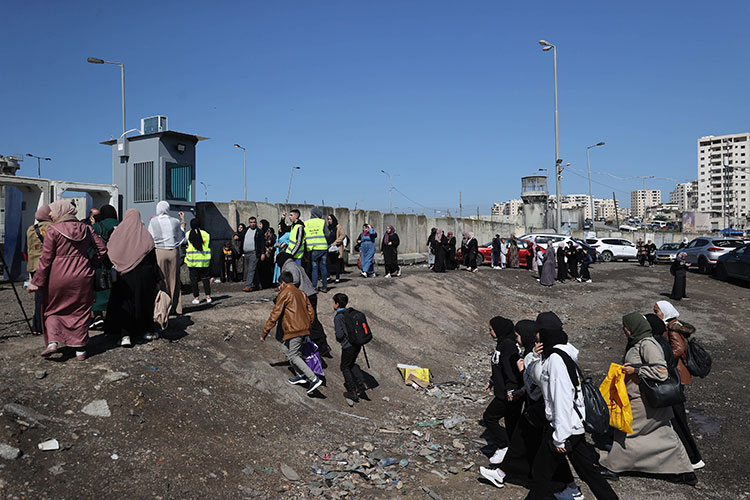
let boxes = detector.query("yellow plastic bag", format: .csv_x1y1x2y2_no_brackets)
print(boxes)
599,363,633,434
397,363,431,386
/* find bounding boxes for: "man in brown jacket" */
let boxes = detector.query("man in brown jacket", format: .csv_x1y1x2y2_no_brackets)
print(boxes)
261,271,322,394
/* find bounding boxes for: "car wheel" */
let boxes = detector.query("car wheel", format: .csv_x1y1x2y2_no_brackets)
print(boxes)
698,257,709,275
716,263,728,281
601,250,613,262
476,254,484,267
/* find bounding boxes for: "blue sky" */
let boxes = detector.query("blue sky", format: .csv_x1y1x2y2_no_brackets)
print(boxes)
3,1,749,213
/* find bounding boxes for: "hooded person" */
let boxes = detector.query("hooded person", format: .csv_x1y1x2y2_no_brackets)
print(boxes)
306,208,329,291
148,200,186,315
556,242,567,282
432,228,447,273
381,225,400,278
539,243,556,286
104,209,160,345
427,227,437,267
28,200,108,360
90,204,120,326
325,213,346,282
464,232,479,272
26,205,54,335
599,312,696,484
670,252,689,300
481,316,523,467
517,312,618,499
257,219,276,289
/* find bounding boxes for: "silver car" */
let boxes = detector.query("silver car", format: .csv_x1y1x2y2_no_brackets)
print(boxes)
683,237,744,274
654,242,681,264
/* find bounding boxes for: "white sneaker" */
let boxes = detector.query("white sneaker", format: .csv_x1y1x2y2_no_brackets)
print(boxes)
692,460,705,470
213,278,221,283
119,336,132,347
385,274,391,278
191,298,200,305
396,269,401,277
479,466,505,488
361,272,368,278
585,279,592,283
489,447,508,464
205,296,212,303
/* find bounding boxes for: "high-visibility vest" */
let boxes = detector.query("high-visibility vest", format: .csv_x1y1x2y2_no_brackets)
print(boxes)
286,222,305,259
185,229,211,267
304,218,328,251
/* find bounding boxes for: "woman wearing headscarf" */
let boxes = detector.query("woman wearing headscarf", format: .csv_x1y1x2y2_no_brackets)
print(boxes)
427,228,437,269
104,209,159,346
527,240,536,271
26,205,53,336
148,201,186,315
653,300,680,326
446,231,457,270
27,200,108,360
565,242,579,280
670,251,689,300
90,204,119,329
356,224,377,278
539,243,556,286
326,214,346,283
556,242,567,282
257,219,276,289
232,223,247,282
381,225,401,278
481,317,524,466
273,222,290,285
599,312,696,485
432,229,448,273
185,218,212,305
508,239,520,268
464,232,479,272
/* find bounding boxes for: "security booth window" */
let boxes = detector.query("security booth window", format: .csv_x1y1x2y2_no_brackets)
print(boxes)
165,162,193,202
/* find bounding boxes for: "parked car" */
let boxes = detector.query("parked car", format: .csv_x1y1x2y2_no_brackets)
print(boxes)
716,244,750,282
584,237,638,262
654,242,681,264
683,237,745,274
571,238,599,262
456,239,533,267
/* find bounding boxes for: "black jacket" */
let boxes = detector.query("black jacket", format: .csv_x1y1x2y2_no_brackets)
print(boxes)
381,233,400,252
237,227,266,257
489,337,522,399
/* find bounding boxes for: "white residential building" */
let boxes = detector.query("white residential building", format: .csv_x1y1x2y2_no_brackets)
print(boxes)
697,133,750,230
492,199,523,217
670,182,696,212
594,198,619,220
630,189,661,218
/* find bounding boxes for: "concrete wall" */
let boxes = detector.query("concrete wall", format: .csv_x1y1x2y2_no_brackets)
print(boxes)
195,200,524,275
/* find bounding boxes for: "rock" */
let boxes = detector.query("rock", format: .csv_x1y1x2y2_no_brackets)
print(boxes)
345,398,355,407
0,443,21,460
443,415,465,429
363,442,374,452
201,388,211,396
340,480,355,491
448,466,459,474
49,465,65,475
3,403,49,427
452,439,465,450
81,400,111,418
309,486,324,496
382,396,390,402
462,462,475,471
242,465,255,475
34,370,47,379
430,469,446,480
280,463,300,481
103,371,129,383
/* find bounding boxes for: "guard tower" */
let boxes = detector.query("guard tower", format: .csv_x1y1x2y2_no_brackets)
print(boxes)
521,175,549,231
101,117,208,222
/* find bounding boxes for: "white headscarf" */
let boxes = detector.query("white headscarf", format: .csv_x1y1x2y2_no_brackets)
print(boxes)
156,201,170,216
656,300,680,321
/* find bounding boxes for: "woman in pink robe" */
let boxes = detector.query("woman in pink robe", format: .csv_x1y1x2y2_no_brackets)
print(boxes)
27,200,107,360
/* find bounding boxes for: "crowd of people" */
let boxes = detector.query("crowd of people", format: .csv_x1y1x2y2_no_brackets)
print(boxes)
477,300,704,499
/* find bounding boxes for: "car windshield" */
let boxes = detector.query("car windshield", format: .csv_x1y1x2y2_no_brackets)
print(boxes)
659,243,680,250
711,240,744,248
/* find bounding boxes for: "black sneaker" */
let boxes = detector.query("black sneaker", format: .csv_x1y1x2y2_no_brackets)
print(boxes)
307,378,323,394
288,374,308,385
343,390,359,402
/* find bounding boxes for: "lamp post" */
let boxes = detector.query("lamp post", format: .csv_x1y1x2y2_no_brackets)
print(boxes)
87,57,126,135
286,166,301,204
199,181,210,201
380,169,399,213
539,39,561,231
25,153,51,178
586,141,606,222
233,144,247,200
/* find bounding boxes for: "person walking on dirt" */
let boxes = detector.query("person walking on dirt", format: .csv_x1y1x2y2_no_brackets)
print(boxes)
25,204,53,336
260,271,322,394
670,252,690,300
332,293,368,402
646,240,657,267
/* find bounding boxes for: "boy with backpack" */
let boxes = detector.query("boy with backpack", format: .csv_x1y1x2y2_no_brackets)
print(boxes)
332,293,369,402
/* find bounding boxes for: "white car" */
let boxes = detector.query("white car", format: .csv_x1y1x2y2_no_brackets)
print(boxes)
585,237,638,262
518,233,576,248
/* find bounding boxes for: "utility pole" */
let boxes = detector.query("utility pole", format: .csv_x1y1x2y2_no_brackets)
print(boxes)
613,192,619,227
459,192,463,219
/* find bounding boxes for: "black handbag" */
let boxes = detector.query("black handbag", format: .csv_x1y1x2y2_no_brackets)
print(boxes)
632,362,685,408
86,229,112,291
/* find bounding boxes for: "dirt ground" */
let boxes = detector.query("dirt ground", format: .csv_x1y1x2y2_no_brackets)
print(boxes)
1,261,748,500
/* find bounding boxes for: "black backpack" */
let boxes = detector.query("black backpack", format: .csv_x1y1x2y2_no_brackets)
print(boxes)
552,349,610,436
686,338,712,378
344,308,373,347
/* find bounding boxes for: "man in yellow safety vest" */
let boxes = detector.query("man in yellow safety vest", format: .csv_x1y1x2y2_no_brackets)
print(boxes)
305,207,329,292
285,209,306,264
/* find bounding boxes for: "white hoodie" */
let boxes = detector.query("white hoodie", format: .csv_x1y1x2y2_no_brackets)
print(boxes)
526,343,586,448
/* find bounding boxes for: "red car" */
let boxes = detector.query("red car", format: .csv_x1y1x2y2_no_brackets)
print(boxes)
456,239,534,267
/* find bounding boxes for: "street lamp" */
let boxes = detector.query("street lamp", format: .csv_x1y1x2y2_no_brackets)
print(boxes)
26,153,51,178
199,181,210,201
380,169,400,213
233,143,247,200
539,39,561,231
87,57,126,135
586,141,606,223
286,166,301,204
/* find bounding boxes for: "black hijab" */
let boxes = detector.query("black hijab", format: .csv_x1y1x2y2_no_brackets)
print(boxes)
645,313,666,338
514,320,538,355
99,204,117,221
328,214,338,231
490,316,514,347
260,219,270,233
276,251,292,268
536,312,568,359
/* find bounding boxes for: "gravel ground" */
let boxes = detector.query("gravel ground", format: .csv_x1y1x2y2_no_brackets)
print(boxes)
0,262,748,500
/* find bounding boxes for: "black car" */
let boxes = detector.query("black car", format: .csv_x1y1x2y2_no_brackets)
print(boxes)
716,244,750,282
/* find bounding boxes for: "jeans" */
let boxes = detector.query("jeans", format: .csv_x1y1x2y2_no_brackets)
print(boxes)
281,335,316,380
189,267,211,297
340,345,365,391
244,252,259,288
311,249,328,289
491,249,499,267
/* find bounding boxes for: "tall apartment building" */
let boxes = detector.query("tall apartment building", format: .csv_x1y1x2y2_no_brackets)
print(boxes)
697,133,750,229
594,198,619,220
670,181,697,212
630,189,661,218
492,199,523,217
548,194,618,220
